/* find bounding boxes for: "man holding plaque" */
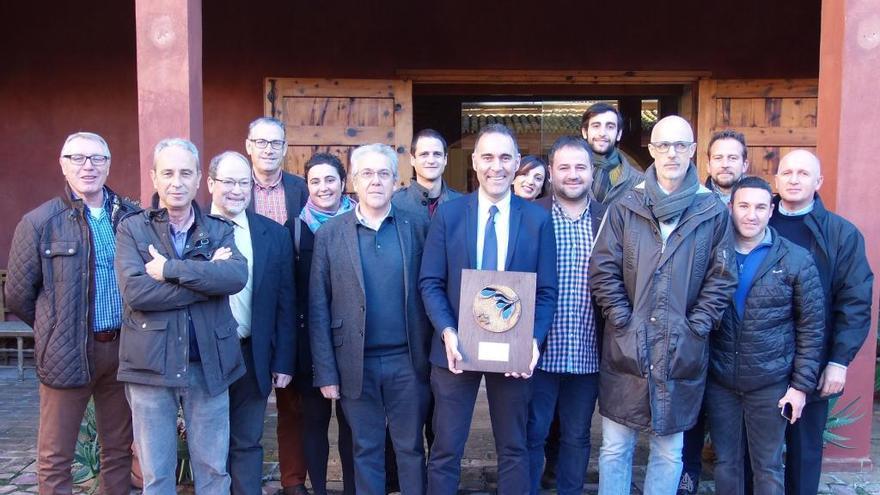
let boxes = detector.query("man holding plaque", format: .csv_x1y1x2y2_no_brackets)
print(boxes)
589,116,736,494
420,124,558,494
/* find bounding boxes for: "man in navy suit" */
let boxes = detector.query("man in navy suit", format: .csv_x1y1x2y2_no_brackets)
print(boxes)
420,124,558,494
208,151,296,495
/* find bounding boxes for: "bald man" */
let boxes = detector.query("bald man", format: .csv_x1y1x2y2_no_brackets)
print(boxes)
769,150,873,495
589,116,737,494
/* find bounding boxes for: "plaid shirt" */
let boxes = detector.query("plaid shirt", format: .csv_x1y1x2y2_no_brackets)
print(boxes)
253,173,288,225
85,198,122,332
538,199,598,374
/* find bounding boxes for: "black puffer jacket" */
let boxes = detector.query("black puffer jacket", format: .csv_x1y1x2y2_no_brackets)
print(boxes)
5,186,138,388
709,229,825,393
769,194,874,400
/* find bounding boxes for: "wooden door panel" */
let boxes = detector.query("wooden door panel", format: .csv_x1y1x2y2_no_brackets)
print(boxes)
697,79,818,185
265,78,413,187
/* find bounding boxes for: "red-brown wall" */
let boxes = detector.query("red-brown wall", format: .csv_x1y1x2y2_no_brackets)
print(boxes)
0,0,821,266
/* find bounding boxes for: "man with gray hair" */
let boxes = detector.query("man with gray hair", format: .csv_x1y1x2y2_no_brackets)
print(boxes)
207,151,296,495
310,144,432,494
114,138,248,494
6,132,139,494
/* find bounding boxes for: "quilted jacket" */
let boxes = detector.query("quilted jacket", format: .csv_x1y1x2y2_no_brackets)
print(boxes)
5,186,138,388
114,201,248,396
709,228,825,393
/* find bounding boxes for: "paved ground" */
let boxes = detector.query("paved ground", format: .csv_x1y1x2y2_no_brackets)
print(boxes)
0,367,878,494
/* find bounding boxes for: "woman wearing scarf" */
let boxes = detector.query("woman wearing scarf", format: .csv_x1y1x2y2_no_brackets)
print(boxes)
290,152,356,495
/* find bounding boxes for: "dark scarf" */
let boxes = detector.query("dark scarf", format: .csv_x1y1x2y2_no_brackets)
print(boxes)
591,147,622,203
643,162,700,224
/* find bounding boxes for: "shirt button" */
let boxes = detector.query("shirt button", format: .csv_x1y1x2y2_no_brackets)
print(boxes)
650,365,654,370
649,317,656,322
142,323,147,328
45,250,51,255
176,373,182,378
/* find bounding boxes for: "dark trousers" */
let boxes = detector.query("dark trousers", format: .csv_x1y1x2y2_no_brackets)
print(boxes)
276,385,308,488
340,353,430,495
526,370,598,495
301,392,356,495
679,404,707,494
386,394,435,491
784,398,830,495
706,378,789,495
37,337,133,495
228,339,269,495
428,366,531,495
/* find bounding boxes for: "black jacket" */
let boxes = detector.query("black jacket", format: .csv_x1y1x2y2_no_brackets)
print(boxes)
769,194,874,399
710,228,825,393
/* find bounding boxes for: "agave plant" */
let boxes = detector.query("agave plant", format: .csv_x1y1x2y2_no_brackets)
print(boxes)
72,400,100,494
823,396,864,449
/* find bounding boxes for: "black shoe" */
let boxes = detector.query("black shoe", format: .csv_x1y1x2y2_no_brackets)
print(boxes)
280,484,310,495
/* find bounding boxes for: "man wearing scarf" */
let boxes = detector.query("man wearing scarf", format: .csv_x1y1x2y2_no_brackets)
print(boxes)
580,102,644,205
589,116,737,495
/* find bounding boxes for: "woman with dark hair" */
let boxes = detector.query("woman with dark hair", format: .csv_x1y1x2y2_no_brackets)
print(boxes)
282,152,357,495
513,155,549,200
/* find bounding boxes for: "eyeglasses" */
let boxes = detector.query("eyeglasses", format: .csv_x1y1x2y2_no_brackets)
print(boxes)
248,138,285,151
212,177,252,189
356,169,394,181
63,154,109,167
649,141,695,153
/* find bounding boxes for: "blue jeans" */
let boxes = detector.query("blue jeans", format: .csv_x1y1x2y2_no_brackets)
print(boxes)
527,370,598,495
126,363,231,495
706,378,788,495
598,416,683,495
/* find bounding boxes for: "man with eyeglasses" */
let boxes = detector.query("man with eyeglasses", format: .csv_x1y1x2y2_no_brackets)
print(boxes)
6,132,139,494
310,144,432,494
207,151,296,495
243,117,310,494
589,116,736,494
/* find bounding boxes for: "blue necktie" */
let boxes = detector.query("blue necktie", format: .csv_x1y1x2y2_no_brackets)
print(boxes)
481,205,499,270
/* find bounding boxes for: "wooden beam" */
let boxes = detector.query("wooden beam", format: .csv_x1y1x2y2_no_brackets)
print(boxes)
728,126,817,147
397,69,711,85
270,78,404,98
713,79,818,98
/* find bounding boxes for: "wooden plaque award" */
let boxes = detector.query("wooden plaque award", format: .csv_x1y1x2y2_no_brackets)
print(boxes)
456,269,536,374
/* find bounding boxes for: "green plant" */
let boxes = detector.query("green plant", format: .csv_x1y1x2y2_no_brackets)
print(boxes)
72,400,100,494
823,396,864,449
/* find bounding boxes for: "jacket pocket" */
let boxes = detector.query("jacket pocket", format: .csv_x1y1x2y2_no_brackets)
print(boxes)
41,240,78,282
668,322,708,380
121,320,167,374
215,322,242,378
331,319,344,348
605,320,646,377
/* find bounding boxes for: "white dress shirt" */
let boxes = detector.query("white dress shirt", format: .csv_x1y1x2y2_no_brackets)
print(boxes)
476,189,512,271
212,206,253,338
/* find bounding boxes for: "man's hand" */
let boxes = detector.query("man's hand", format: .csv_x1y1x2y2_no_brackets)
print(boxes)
778,387,807,424
145,245,167,281
818,365,847,397
320,385,340,400
211,246,232,262
442,328,463,374
272,373,293,389
506,339,539,379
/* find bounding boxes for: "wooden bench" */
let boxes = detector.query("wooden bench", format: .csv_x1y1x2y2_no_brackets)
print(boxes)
0,269,34,380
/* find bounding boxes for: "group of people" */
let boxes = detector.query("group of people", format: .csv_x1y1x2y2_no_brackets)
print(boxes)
4,102,873,495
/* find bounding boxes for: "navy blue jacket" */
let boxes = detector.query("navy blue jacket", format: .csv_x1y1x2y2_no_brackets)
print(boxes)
244,210,296,397
419,192,558,368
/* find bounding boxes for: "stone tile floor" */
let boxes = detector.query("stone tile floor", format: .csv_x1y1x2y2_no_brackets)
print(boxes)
0,367,878,494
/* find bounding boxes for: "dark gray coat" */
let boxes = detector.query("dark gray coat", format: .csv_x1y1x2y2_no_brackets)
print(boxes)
114,202,248,396
391,179,462,222
309,208,431,399
710,229,825,393
589,182,737,435
5,186,138,388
